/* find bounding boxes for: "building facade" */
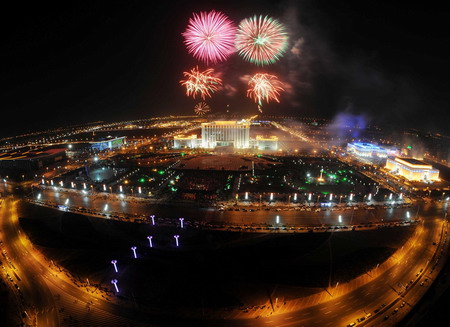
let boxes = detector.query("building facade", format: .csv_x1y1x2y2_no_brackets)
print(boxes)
201,121,250,149
173,135,200,149
255,135,278,151
386,157,439,181
347,142,388,158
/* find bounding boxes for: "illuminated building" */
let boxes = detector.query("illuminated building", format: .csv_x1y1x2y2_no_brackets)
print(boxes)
386,157,439,181
347,142,388,158
201,121,250,149
173,134,200,149
90,137,126,151
255,135,278,151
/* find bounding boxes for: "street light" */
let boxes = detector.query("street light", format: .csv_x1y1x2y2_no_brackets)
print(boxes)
150,215,155,225
111,279,119,293
174,235,180,247
179,217,184,228
276,215,280,224
131,246,137,258
147,236,153,248
111,260,118,272
338,215,342,224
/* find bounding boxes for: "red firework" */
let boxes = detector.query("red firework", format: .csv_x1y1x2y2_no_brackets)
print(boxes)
180,66,222,100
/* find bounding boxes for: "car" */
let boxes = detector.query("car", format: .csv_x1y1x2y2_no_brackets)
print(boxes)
383,315,389,321
347,323,356,327
356,317,365,322
400,302,406,308
393,308,399,314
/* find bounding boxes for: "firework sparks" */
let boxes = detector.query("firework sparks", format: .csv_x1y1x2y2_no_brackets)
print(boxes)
247,73,284,109
194,102,211,115
180,66,222,99
235,15,288,65
183,10,236,64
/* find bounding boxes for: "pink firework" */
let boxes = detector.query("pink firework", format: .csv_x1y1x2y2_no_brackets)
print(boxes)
247,73,284,107
180,66,222,100
183,10,236,64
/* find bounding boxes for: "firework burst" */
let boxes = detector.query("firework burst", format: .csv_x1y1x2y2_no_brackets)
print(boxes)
180,66,222,100
247,73,284,109
235,15,288,65
194,102,211,115
183,10,236,64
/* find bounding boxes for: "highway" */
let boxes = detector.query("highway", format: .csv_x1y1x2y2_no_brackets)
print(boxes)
0,197,59,326
209,212,449,327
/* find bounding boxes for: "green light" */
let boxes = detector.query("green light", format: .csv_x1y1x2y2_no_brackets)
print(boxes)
407,145,412,149
181,152,185,156
158,170,165,175
139,178,145,183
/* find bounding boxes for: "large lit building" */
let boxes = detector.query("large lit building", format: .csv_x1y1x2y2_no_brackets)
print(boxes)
255,135,278,151
386,157,439,181
347,142,388,158
173,134,200,149
201,121,250,149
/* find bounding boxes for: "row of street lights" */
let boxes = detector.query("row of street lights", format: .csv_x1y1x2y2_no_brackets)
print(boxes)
109,233,181,294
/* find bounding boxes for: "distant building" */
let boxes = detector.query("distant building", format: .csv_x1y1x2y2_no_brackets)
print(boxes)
347,142,391,158
90,137,126,151
201,121,250,149
386,157,439,182
0,148,66,171
255,135,278,151
173,134,200,149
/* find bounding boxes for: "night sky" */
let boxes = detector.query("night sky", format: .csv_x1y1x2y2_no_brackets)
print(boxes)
2,0,450,138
